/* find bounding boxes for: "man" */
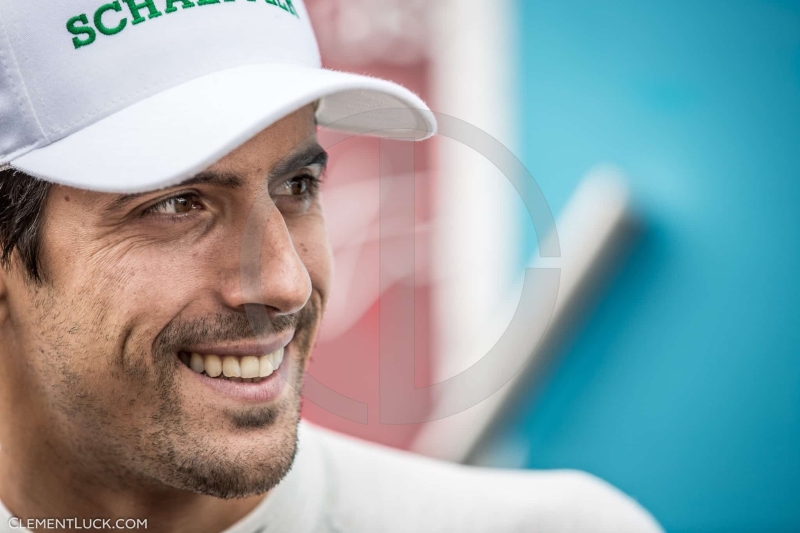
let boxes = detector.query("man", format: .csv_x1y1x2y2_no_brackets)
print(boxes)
0,0,662,531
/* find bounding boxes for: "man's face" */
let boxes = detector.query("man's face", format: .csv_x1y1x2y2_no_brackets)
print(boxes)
0,106,332,498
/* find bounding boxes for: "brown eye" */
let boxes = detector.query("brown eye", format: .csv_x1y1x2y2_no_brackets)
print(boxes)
148,194,200,215
275,176,310,197
274,176,316,197
289,179,308,196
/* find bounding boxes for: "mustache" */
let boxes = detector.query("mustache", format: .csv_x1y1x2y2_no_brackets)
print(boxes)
154,300,318,355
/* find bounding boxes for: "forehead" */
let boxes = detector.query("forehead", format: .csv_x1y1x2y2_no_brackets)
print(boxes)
208,105,317,178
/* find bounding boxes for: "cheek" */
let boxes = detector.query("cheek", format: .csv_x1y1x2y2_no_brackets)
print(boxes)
42,240,209,369
100,245,215,337
90,245,204,321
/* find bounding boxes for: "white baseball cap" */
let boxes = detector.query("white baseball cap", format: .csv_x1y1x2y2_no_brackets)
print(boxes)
0,0,436,193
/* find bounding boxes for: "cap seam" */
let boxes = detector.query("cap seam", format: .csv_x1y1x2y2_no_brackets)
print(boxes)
2,2,48,142
2,140,47,166
0,5,47,149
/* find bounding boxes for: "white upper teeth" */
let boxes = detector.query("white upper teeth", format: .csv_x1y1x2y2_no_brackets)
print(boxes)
184,347,285,379
240,356,259,379
205,355,222,377
222,356,241,378
190,353,205,374
260,356,275,378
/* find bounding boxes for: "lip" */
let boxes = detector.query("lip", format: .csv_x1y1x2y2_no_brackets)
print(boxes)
191,363,290,403
181,330,294,358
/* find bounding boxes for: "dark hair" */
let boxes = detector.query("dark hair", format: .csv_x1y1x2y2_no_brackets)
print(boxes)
0,168,52,283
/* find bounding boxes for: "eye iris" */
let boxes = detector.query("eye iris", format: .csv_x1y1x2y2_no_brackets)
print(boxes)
173,196,192,213
290,179,307,196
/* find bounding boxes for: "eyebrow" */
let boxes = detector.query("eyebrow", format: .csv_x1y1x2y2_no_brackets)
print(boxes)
269,143,328,181
105,143,329,214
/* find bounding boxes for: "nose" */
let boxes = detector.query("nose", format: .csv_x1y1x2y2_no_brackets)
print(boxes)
228,199,312,317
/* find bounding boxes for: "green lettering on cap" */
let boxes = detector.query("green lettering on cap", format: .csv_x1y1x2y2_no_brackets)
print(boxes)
165,0,196,14
94,1,128,36
122,0,163,25
66,0,300,49
67,14,97,49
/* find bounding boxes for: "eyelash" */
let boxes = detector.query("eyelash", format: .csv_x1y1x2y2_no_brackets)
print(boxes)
140,172,323,218
140,192,201,219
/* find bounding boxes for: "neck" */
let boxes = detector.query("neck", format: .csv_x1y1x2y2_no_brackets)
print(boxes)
0,390,266,533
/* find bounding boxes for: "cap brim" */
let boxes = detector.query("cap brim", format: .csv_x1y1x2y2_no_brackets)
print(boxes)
10,63,437,193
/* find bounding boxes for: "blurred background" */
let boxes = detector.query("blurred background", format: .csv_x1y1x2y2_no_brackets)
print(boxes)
300,1,800,532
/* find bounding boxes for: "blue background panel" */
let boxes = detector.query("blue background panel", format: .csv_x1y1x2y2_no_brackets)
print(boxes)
493,1,800,532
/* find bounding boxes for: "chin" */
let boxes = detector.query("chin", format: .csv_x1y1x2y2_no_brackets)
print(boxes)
142,382,303,499
182,444,299,500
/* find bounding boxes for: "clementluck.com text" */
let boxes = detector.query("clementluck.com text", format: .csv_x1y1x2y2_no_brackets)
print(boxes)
8,518,147,530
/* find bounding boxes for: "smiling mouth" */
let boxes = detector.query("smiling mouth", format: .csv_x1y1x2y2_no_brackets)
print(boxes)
178,348,285,384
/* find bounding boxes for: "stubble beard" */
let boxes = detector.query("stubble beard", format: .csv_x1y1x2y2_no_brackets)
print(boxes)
141,296,322,499
38,289,322,501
